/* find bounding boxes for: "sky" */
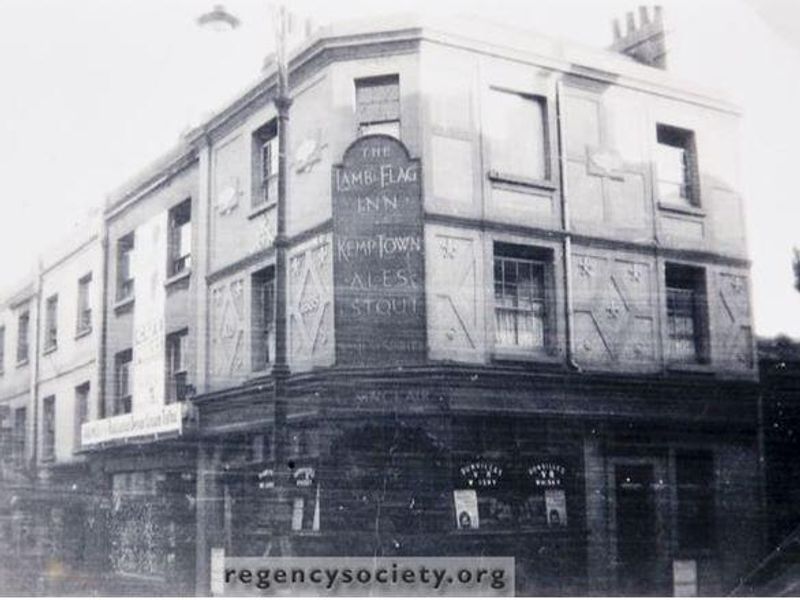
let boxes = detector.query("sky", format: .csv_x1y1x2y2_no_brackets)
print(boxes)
0,0,798,336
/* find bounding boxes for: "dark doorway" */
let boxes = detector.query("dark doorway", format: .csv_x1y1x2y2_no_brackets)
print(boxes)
615,464,660,596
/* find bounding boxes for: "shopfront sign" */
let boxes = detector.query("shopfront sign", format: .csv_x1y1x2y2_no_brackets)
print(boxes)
332,135,425,366
81,402,193,447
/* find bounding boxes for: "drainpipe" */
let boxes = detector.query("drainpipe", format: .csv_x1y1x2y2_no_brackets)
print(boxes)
30,258,43,477
272,4,293,555
98,224,110,420
555,80,580,372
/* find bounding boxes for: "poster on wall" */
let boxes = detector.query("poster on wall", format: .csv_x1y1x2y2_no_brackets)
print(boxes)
331,134,425,366
453,489,480,529
132,211,168,411
545,489,567,526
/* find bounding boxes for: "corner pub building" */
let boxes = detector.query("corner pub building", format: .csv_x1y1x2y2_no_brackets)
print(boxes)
77,9,763,597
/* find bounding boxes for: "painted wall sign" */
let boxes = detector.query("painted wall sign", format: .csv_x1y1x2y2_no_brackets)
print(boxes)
293,466,315,487
132,211,168,411
332,135,425,366
528,462,567,488
459,460,504,489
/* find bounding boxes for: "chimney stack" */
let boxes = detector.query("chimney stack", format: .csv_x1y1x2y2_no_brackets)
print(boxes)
610,5,667,69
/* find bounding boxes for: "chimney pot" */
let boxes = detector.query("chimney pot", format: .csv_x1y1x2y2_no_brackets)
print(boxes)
610,5,667,70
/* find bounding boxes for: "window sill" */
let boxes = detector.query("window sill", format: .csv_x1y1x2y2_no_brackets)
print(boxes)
75,327,92,341
491,348,561,365
666,362,714,375
16,358,29,368
114,296,134,313
165,269,191,289
248,201,277,221
451,525,575,536
657,201,705,217
43,344,57,356
488,170,556,192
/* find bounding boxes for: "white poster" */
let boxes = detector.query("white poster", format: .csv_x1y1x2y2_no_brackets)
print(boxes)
453,489,479,529
132,211,168,411
545,488,567,526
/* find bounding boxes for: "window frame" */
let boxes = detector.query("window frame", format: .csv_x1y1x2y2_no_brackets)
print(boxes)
487,87,551,185
116,232,135,302
656,124,700,209
16,310,30,365
13,407,26,464
166,328,190,403
42,395,56,462
76,273,93,335
491,242,555,359
74,381,90,451
114,349,133,415
251,266,276,372
665,263,710,365
251,120,279,211
168,199,192,277
355,74,401,139
44,294,58,352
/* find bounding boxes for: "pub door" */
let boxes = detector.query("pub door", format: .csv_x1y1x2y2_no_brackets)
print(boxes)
614,464,662,596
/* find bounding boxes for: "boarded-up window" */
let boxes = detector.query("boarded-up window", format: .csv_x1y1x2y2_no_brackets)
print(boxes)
356,75,400,138
488,89,548,180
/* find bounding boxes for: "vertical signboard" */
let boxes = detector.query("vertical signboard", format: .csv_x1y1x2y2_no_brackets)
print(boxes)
332,135,425,366
132,211,168,410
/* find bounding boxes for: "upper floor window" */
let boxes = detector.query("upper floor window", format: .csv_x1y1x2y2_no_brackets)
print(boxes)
251,266,276,371
488,89,548,181
114,349,133,415
13,407,26,464
16,310,29,365
676,451,714,551
355,74,400,138
117,232,135,301
75,382,90,451
493,243,550,352
77,273,92,335
44,294,58,352
656,124,699,207
169,199,192,277
166,329,189,403
252,120,278,210
665,264,708,364
0,326,5,375
42,395,56,461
